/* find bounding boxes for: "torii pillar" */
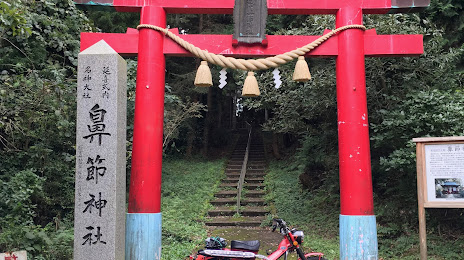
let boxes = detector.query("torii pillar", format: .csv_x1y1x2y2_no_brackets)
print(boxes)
76,0,429,259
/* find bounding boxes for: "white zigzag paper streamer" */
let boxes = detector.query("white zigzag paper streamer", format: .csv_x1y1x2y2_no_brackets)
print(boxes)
273,68,282,89
219,68,227,89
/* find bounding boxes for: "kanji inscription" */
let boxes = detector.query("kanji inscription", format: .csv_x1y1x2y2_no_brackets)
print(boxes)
233,0,267,44
74,40,126,260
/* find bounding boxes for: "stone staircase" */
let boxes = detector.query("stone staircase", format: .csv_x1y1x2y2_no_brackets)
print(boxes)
206,130,269,227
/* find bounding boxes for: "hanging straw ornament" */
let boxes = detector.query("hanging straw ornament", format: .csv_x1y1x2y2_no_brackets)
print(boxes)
194,61,213,87
292,56,311,82
272,68,282,89
242,71,260,97
218,68,227,89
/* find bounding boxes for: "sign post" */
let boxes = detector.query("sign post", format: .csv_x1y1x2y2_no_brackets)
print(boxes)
75,1,429,259
75,40,127,260
413,136,464,260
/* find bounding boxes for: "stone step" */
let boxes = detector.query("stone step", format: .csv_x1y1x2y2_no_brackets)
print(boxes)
245,177,265,183
211,198,236,206
228,162,266,166
226,165,266,170
226,172,266,178
214,190,265,198
247,160,267,163
231,151,264,154
226,168,266,172
220,183,264,189
230,153,264,156
241,198,266,205
248,157,266,160
210,198,265,206
231,152,264,156
230,156,266,160
231,150,263,154
214,190,237,198
227,165,266,170
233,147,264,151
208,207,269,217
225,170,266,176
223,177,264,183
227,163,266,168
233,146,263,149
229,159,265,162
223,178,239,184
225,170,266,174
205,216,265,227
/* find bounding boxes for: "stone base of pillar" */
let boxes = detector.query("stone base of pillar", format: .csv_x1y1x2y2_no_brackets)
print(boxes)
340,214,378,260
126,213,162,260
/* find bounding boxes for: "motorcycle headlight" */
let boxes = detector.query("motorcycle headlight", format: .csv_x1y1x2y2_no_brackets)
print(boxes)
293,231,304,244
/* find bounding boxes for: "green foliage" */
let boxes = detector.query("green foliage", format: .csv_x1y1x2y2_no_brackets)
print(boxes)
0,0,91,258
364,14,464,240
163,86,207,153
0,0,31,37
371,88,464,237
0,220,74,260
0,169,44,226
242,15,337,136
86,11,139,33
426,0,464,48
160,158,225,259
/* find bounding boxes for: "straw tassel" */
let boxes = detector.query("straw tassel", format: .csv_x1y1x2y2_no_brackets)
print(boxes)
194,61,213,87
241,71,260,97
293,56,311,82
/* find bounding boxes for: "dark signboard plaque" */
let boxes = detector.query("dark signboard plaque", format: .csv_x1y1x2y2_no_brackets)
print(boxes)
233,0,267,44
390,0,430,12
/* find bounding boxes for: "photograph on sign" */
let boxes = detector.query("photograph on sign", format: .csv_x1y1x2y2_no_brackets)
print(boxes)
434,178,463,199
425,143,464,202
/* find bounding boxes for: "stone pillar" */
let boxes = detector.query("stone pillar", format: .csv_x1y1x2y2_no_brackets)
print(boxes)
74,40,127,260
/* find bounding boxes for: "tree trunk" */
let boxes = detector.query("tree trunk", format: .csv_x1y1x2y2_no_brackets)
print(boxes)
202,87,213,156
185,94,198,158
272,132,281,159
232,94,237,130
217,94,223,128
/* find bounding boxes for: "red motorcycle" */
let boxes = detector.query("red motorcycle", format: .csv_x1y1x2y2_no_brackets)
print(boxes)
190,219,326,260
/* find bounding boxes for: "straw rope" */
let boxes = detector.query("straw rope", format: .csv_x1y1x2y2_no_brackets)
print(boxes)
137,24,366,71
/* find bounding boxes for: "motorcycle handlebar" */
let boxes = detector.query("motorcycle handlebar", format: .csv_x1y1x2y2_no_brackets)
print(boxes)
272,218,289,234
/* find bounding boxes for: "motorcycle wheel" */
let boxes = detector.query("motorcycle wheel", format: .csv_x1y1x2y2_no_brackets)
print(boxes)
306,257,328,260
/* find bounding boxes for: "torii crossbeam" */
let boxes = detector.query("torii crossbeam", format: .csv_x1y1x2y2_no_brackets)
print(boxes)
76,0,428,259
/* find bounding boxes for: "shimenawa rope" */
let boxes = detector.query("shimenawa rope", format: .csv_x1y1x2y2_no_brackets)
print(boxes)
136,24,366,71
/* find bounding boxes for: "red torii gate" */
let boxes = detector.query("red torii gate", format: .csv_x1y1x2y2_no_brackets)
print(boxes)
77,0,427,259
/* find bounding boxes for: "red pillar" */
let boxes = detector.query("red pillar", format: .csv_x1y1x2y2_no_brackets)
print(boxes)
128,6,166,213
336,7,374,215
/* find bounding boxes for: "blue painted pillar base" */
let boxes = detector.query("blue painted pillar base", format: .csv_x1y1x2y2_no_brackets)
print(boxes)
340,215,378,260
126,213,162,260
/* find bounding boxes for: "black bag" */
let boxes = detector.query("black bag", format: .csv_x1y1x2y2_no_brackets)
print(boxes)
205,237,227,249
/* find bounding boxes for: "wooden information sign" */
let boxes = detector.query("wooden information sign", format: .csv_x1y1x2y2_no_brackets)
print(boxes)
233,0,267,44
414,136,464,260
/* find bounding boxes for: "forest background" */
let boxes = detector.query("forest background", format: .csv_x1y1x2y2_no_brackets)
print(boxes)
1,0,464,259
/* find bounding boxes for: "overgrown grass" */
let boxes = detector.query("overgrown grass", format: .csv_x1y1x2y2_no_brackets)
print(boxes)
264,160,340,259
160,158,225,259
265,157,464,259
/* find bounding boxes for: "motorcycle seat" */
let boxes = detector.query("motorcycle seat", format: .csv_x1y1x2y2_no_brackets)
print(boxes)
231,240,260,251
